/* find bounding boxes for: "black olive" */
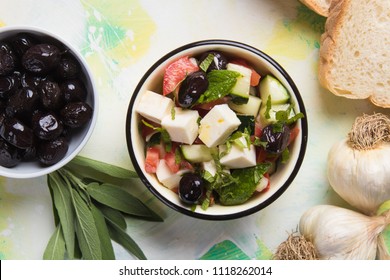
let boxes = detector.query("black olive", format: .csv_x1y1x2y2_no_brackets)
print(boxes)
0,42,17,76
20,72,44,89
198,51,228,72
0,138,21,167
60,79,87,103
37,137,68,166
22,44,61,75
0,117,34,149
178,173,204,204
0,72,20,99
11,33,38,59
60,102,92,128
260,124,291,154
178,71,208,108
56,54,80,80
39,79,63,110
32,112,64,140
6,87,40,118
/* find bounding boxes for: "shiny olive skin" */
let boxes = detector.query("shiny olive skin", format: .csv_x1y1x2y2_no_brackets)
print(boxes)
11,33,37,58
60,79,87,103
0,117,34,149
6,87,40,118
0,42,17,76
178,71,208,108
20,72,43,89
56,55,80,80
39,79,63,110
198,51,228,72
260,124,291,154
22,44,61,75
178,173,204,204
32,112,64,140
0,138,21,167
60,102,92,128
0,72,20,99
37,137,68,165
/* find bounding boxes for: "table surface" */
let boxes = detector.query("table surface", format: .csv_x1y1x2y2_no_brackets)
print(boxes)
0,0,386,260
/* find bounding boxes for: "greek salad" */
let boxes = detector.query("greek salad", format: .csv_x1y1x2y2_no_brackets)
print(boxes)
135,50,303,210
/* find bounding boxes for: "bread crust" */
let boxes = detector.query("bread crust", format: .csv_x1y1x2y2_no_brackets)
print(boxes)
299,0,333,17
318,0,390,107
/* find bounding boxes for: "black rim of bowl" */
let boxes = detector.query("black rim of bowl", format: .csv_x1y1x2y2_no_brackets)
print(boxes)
126,39,308,220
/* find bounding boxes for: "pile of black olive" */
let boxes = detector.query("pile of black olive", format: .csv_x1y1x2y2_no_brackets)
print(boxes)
0,32,93,168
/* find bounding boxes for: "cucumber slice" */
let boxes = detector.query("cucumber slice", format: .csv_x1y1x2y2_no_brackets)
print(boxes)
227,63,251,104
181,144,217,163
259,103,295,126
228,95,262,117
259,75,290,104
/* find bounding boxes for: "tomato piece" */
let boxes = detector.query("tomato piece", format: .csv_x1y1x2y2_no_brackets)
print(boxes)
164,151,180,173
162,56,199,96
288,125,300,146
145,147,160,173
256,147,267,164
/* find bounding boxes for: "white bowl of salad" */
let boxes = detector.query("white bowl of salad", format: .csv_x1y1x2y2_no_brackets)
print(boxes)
126,40,307,220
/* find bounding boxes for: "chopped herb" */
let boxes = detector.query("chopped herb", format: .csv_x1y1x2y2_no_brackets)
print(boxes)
199,53,214,72
142,119,172,152
197,70,240,104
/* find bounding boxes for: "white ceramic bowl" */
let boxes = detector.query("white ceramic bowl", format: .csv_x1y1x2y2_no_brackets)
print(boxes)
126,40,307,220
0,26,98,178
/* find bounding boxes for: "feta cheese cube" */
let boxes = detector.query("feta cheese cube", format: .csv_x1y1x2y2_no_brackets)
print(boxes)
136,90,174,124
219,136,256,169
156,160,187,189
202,160,230,177
161,107,199,144
199,104,241,148
202,160,217,177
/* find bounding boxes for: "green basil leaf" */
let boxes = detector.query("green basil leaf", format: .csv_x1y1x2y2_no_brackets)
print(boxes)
68,155,138,180
98,204,127,230
43,224,66,260
86,182,163,221
48,172,75,259
107,222,146,260
90,204,115,260
70,188,102,260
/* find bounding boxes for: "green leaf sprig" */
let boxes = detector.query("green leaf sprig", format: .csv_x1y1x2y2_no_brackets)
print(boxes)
43,155,163,260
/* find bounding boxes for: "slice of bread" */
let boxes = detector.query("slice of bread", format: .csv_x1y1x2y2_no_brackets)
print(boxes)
299,0,333,17
319,0,390,107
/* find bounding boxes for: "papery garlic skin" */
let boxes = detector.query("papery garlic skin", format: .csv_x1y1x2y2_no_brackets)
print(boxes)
299,205,385,260
327,139,390,215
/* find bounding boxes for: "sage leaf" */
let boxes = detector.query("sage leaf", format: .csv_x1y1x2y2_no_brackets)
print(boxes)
107,222,146,260
47,176,59,226
43,224,65,260
70,188,102,260
90,204,115,260
98,204,127,230
86,182,163,221
48,172,75,259
67,155,137,180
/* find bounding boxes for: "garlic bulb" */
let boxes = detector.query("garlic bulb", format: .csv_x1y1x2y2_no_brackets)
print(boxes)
327,113,390,215
299,205,389,260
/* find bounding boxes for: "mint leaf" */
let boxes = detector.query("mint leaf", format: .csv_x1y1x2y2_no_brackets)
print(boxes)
199,54,214,72
198,70,240,104
216,163,271,206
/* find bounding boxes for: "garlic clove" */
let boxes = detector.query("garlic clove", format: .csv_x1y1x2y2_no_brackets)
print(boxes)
299,205,384,260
